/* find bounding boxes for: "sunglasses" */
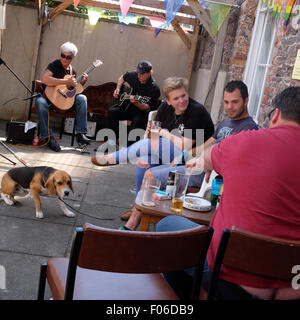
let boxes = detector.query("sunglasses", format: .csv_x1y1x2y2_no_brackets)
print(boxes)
267,108,276,121
61,53,73,60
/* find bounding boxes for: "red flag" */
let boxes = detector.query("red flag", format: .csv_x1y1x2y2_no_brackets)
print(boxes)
120,0,133,19
73,0,80,8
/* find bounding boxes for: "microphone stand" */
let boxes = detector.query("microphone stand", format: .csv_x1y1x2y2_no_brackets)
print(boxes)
0,57,37,166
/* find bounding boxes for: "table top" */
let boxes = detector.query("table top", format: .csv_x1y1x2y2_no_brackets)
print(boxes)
135,191,215,226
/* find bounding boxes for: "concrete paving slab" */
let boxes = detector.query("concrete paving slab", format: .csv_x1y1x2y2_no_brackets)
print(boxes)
0,215,75,257
0,120,151,300
0,251,51,300
75,202,134,229
0,196,80,225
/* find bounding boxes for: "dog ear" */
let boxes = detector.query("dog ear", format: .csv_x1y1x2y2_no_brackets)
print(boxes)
45,175,56,195
69,176,74,193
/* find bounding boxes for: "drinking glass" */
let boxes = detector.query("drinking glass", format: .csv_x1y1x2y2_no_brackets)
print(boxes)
170,172,190,213
142,178,161,207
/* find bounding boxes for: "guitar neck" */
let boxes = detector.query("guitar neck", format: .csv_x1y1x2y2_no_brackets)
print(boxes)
76,64,96,83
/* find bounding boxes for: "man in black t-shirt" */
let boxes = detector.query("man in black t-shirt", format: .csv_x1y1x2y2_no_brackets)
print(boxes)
100,60,161,150
35,41,90,151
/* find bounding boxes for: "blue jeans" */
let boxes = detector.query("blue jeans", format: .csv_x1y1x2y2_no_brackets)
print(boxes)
35,94,88,139
113,137,182,194
156,216,261,300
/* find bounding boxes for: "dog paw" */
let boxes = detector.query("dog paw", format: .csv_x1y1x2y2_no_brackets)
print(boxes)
36,211,44,219
64,210,75,218
1,194,15,206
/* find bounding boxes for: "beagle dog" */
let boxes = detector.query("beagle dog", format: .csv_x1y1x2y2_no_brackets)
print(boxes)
0,166,75,219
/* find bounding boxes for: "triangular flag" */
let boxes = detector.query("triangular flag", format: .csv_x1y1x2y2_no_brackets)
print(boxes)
154,0,184,37
283,0,296,27
120,0,133,19
164,0,185,25
208,2,232,37
73,0,80,8
277,0,284,18
272,0,278,19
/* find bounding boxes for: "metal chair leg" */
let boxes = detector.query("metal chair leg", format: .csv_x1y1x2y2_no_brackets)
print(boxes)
37,263,48,301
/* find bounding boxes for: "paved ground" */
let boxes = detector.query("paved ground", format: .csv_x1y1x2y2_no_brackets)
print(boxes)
0,121,137,300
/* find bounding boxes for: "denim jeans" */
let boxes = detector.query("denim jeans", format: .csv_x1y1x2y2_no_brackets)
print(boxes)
113,137,182,194
35,94,87,139
156,215,261,300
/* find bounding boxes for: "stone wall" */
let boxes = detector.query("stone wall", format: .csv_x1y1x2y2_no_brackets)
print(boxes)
258,12,300,125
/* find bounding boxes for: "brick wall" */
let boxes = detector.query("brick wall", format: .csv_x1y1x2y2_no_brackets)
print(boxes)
258,10,300,126
200,0,299,125
227,0,258,81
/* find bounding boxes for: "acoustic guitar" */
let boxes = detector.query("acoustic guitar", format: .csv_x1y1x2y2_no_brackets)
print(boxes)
110,82,151,111
45,59,103,111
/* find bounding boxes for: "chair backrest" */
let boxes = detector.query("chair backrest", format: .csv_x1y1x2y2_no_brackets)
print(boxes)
207,226,300,299
65,223,213,300
197,170,218,198
82,82,116,116
34,80,43,93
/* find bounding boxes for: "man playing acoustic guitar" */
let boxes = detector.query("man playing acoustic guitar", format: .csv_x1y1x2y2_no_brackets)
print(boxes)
35,41,90,151
100,60,161,150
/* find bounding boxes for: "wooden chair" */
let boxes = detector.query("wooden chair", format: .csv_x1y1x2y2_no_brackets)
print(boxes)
28,80,77,146
207,226,300,300
37,223,213,300
82,82,116,117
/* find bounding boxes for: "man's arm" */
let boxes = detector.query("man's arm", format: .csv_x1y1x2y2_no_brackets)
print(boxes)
170,136,216,167
42,69,77,87
113,75,125,98
159,128,195,152
130,98,150,112
185,144,214,178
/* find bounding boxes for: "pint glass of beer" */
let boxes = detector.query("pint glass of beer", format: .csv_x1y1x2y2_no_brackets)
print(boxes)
170,172,190,213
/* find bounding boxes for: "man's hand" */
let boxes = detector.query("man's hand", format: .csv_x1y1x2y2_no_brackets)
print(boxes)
129,95,137,104
66,76,77,87
185,156,204,175
113,87,120,98
81,73,88,85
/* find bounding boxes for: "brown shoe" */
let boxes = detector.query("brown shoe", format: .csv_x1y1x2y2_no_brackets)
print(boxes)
120,209,132,221
91,156,118,166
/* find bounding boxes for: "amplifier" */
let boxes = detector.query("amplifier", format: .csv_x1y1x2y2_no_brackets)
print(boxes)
6,121,36,145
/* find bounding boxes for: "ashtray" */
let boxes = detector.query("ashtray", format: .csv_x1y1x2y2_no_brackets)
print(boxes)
183,196,211,212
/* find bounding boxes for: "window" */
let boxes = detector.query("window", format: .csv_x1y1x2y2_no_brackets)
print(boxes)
244,1,277,122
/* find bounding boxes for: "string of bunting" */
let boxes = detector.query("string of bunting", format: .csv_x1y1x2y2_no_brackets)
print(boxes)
264,0,298,26
71,0,299,31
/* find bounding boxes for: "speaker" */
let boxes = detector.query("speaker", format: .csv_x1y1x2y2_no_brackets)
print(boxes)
6,121,36,145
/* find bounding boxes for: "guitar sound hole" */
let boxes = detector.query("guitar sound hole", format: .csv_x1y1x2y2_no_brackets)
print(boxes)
67,85,74,90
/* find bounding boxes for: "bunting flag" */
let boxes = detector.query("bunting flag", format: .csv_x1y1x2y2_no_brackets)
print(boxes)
272,0,278,19
208,2,232,37
284,0,296,26
266,0,272,12
73,0,80,8
154,0,185,37
118,12,137,24
298,4,300,24
277,0,284,18
87,6,102,25
120,0,133,19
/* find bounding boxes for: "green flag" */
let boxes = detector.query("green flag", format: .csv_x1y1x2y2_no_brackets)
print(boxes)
209,3,232,37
